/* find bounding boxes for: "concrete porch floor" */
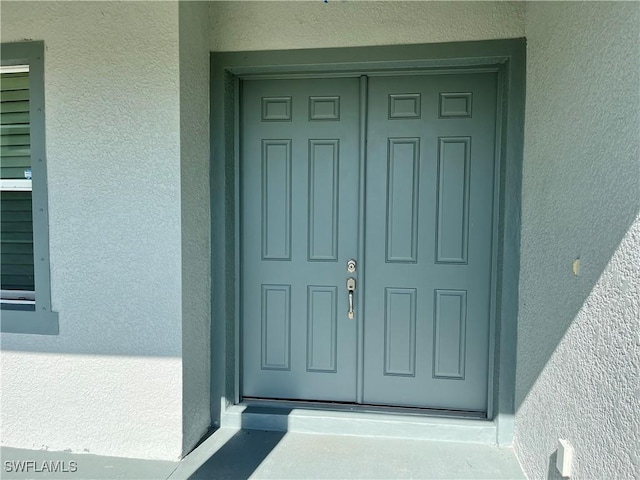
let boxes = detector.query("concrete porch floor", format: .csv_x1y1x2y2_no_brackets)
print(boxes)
2,428,525,480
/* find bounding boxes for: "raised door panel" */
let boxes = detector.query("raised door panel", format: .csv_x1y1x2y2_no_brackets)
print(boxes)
261,140,292,260
261,285,291,371
436,137,470,264
308,140,339,261
242,78,360,402
363,73,497,412
384,288,417,377
385,138,420,263
307,286,338,372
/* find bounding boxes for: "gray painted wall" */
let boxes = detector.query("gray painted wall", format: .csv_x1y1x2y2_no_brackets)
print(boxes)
210,1,525,51
2,0,637,471
179,1,212,456
1,0,212,461
0,1,184,460
515,2,640,478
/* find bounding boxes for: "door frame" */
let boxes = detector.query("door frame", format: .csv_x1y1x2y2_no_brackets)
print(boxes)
210,39,525,445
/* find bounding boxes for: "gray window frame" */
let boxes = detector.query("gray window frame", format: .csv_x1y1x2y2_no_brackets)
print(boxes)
1,41,58,335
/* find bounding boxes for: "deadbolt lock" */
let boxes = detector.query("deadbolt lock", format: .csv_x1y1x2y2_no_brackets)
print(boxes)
347,259,357,273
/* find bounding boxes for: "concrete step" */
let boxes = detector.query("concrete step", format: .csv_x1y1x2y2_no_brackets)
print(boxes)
220,404,497,445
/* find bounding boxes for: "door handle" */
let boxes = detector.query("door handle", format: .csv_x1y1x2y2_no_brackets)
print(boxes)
347,277,356,319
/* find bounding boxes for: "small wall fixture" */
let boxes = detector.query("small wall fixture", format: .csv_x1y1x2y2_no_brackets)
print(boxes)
556,439,574,477
572,258,580,276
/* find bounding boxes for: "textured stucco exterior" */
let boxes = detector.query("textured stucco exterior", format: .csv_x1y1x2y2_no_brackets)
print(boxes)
2,0,638,471
179,1,212,455
0,1,184,460
515,2,640,479
209,1,525,51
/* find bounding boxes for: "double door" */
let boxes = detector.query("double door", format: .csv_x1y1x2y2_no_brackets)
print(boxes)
241,73,497,413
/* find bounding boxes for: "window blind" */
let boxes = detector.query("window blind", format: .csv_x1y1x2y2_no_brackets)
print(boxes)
1,70,35,294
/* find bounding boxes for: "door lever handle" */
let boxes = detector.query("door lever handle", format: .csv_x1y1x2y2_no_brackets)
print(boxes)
347,277,356,319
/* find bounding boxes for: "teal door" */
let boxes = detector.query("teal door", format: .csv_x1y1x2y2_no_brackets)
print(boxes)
363,74,497,412
241,78,361,401
241,73,497,413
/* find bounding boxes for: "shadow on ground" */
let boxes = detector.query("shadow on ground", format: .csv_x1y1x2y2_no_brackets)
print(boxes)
188,430,285,480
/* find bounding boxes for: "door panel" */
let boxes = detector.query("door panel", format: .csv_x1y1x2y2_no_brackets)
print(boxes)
241,72,498,413
363,74,497,411
241,78,360,402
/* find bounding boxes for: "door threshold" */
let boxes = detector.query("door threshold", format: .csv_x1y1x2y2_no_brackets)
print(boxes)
221,400,497,445
242,397,486,420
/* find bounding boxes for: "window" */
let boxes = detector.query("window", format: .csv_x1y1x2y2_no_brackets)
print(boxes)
2,66,34,305
1,41,57,334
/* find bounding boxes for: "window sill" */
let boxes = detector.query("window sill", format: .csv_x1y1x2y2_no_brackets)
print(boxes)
0,308,59,335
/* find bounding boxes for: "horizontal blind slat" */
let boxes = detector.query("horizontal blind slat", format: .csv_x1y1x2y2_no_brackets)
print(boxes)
1,275,35,290
0,89,29,102
0,76,29,91
1,222,34,233
1,210,34,222
0,100,29,114
0,243,33,254
1,200,32,212
0,167,31,178
0,72,29,79
0,145,30,156
0,134,30,146
0,191,31,199
0,155,32,167
1,124,30,135
1,265,34,275
0,112,29,125
1,253,35,265
0,236,34,243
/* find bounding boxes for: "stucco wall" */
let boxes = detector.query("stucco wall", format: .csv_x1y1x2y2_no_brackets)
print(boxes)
179,1,212,456
210,1,525,51
515,2,640,479
4,0,637,470
0,2,184,460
